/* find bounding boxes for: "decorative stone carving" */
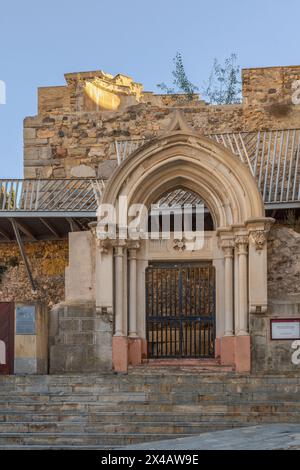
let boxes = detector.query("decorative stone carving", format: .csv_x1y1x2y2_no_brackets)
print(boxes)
249,224,272,251
235,236,249,255
97,239,111,254
220,239,235,258
173,238,186,252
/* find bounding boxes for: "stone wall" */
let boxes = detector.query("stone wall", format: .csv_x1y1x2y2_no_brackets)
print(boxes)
24,66,300,179
0,240,68,307
242,66,300,129
251,225,300,374
49,303,113,373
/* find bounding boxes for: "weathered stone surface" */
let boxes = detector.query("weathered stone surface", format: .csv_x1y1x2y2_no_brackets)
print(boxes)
70,164,96,177
49,304,113,373
250,225,300,373
0,240,68,307
23,128,36,139
268,226,300,298
24,66,300,178
97,159,117,178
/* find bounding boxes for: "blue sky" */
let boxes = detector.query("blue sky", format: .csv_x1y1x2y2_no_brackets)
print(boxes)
1,0,300,178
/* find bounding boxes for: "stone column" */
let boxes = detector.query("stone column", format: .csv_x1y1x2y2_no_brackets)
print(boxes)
220,239,235,366
112,240,128,372
128,241,143,366
235,236,249,336
234,235,250,373
128,242,140,338
221,241,234,337
234,247,240,334
114,243,126,336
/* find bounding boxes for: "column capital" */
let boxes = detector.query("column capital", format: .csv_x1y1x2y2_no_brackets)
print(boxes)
97,238,112,254
248,225,273,252
112,239,127,257
235,236,249,255
220,239,235,258
128,240,141,252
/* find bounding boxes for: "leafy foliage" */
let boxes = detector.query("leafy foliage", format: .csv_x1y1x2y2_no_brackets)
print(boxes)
0,186,15,209
202,54,242,105
157,52,198,100
157,52,242,105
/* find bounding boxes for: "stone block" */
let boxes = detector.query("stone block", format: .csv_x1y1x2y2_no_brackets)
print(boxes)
37,129,56,139
65,333,94,345
88,146,106,158
81,319,95,331
59,319,81,332
98,159,117,178
24,128,36,139
70,164,96,177
53,168,66,178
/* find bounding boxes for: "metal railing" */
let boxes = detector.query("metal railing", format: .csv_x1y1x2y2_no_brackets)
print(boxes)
0,179,106,212
115,129,300,205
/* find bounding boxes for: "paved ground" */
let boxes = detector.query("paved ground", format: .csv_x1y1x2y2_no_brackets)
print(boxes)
119,424,300,450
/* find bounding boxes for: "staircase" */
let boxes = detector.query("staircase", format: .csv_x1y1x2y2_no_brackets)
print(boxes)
0,368,300,449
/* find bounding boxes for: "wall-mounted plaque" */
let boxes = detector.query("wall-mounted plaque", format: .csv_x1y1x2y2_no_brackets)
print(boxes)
271,319,300,340
16,305,36,335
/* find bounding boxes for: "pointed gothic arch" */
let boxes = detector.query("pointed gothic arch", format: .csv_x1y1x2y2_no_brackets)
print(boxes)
102,124,265,229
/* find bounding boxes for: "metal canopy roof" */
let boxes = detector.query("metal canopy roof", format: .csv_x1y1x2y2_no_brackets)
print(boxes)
2,127,300,242
0,178,104,242
115,129,300,208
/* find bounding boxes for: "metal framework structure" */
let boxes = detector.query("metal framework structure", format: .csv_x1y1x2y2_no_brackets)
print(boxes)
0,178,105,216
116,129,300,208
0,131,298,289
0,179,106,288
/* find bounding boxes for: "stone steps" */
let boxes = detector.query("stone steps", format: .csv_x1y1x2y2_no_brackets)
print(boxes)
0,402,300,419
0,432,192,447
0,420,247,434
0,371,300,448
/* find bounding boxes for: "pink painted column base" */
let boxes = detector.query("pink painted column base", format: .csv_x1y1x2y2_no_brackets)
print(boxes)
128,338,143,366
234,335,251,373
220,336,235,366
141,339,148,359
112,336,128,373
215,338,221,359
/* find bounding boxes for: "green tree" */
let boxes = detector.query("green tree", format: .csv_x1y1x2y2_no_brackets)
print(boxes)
157,52,242,105
157,52,198,100
202,53,242,105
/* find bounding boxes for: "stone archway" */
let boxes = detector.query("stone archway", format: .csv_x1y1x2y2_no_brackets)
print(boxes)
95,115,274,373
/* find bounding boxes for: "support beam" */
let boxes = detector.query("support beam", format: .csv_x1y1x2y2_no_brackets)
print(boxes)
67,218,82,232
39,218,60,238
0,227,11,241
10,219,37,292
10,219,36,241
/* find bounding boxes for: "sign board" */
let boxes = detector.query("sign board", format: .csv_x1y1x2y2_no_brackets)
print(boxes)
15,305,36,335
271,319,300,340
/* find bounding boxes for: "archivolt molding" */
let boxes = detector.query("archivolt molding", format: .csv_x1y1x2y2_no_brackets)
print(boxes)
101,128,265,230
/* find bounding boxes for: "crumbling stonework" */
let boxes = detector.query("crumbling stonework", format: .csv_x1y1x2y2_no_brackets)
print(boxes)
16,65,300,375
0,240,68,306
250,225,300,374
49,303,113,373
268,226,300,299
24,66,300,179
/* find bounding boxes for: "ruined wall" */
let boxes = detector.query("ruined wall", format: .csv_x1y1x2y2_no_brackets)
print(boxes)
24,65,300,179
243,66,300,129
251,225,300,374
0,240,68,307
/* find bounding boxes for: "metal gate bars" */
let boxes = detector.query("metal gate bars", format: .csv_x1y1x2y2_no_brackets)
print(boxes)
146,263,216,359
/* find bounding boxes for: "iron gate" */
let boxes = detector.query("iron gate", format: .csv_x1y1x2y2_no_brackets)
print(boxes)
146,263,216,359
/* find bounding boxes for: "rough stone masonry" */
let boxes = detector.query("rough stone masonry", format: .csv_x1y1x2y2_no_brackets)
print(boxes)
1,65,300,374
